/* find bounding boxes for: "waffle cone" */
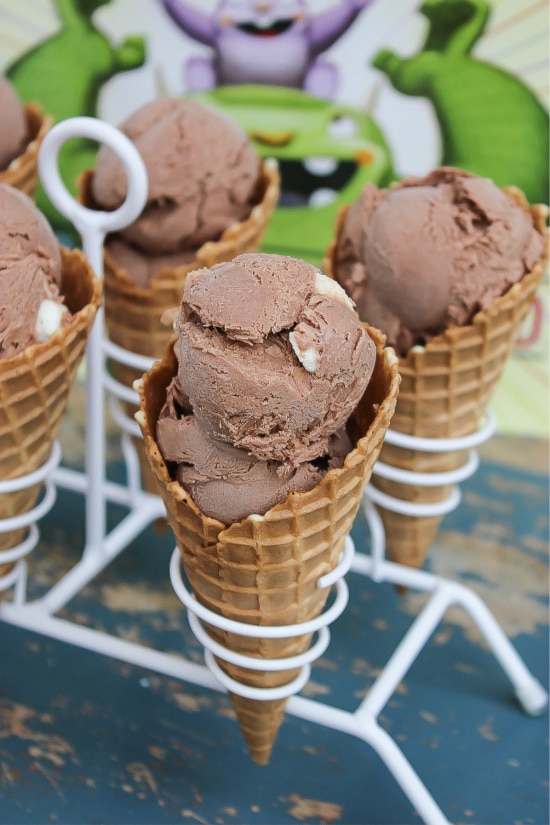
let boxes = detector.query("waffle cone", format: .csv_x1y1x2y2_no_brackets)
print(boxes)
325,191,549,571
135,328,399,764
0,248,101,569
80,159,280,491
0,103,52,198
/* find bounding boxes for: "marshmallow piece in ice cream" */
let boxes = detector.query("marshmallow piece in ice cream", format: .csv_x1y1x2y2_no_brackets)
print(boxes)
177,252,376,466
0,77,27,170
91,97,263,257
35,299,67,343
0,183,67,358
289,273,354,372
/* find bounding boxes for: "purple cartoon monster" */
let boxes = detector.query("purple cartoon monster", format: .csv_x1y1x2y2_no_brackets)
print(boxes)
160,0,368,98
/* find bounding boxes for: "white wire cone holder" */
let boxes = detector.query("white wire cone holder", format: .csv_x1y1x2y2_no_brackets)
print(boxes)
367,413,496,519
170,536,355,702
364,412,496,578
0,441,61,603
0,116,546,825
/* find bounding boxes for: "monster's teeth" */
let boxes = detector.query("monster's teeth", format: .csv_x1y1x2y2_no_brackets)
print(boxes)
308,188,338,208
255,17,276,30
304,157,338,176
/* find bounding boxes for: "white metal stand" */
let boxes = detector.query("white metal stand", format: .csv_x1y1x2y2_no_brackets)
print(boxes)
0,118,547,825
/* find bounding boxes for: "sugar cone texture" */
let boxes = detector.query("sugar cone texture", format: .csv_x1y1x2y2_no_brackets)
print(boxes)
135,329,399,764
0,248,101,571
326,191,549,571
80,159,280,492
0,103,52,198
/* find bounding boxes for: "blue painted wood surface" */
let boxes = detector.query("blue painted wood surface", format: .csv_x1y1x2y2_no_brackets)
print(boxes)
0,432,548,825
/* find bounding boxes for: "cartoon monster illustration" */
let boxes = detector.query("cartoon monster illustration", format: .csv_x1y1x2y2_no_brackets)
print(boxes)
194,84,393,263
372,0,549,205
6,0,146,230
160,0,368,98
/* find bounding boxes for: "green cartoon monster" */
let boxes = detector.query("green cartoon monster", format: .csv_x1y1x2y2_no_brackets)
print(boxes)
195,84,394,265
373,0,549,205
7,0,146,230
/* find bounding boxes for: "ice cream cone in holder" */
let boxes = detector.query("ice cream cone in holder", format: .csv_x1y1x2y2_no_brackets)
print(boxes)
326,191,549,572
0,103,52,199
0,247,101,590
79,159,280,494
135,327,400,765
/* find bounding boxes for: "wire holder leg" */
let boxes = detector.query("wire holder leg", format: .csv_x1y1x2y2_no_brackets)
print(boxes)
357,416,548,718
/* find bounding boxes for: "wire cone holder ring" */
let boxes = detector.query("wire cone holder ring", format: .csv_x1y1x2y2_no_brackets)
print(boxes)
367,412,497,519
170,536,355,701
0,442,62,596
103,338,154,441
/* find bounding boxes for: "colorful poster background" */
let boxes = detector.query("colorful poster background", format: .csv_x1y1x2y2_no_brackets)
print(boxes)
1,0,548,437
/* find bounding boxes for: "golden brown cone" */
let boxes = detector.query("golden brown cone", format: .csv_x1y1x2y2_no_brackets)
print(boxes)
0,248,102,572
325,189,549,572
135,327,400,764
0,103,52,198
79,159,280,493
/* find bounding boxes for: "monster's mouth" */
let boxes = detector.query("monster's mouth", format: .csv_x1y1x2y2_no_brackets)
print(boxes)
237,19,294,37
277,158,356,208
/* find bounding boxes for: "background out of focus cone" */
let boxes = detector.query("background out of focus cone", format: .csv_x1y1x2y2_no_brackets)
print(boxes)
327,191,548,573
135,328,400,764
0,248,101,574
0,103,52,199
79,159,280,495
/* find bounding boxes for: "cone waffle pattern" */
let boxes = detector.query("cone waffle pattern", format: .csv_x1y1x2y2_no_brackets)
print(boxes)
0,248,101,564
0,104,52,198
135,329,400,764
326,191,549,570
80,160,280,491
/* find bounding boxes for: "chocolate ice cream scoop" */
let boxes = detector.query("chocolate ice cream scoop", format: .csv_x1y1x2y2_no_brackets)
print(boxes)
0,77,27,170
177,252,376,466
157,401,351,524
333,167,546,355
92,97,262,257
0,183,67,359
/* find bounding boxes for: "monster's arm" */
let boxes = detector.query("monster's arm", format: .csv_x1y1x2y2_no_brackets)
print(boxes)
421,0,490,57
52,0,82,27
307,0,368,56
372,50,441,95
53,0,145,71
114,36,146,71
159,0,217,46
373,0,489,92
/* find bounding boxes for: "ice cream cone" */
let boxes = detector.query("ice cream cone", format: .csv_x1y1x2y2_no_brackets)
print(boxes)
0,103,52,199
0,247,101,571
79,159,280,493
326,191,549,571
135,327,400,764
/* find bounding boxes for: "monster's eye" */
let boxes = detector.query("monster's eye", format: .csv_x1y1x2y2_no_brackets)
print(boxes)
328,115,357,140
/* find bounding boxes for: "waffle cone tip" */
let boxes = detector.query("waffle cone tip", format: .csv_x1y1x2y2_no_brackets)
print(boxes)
230,694,288,765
